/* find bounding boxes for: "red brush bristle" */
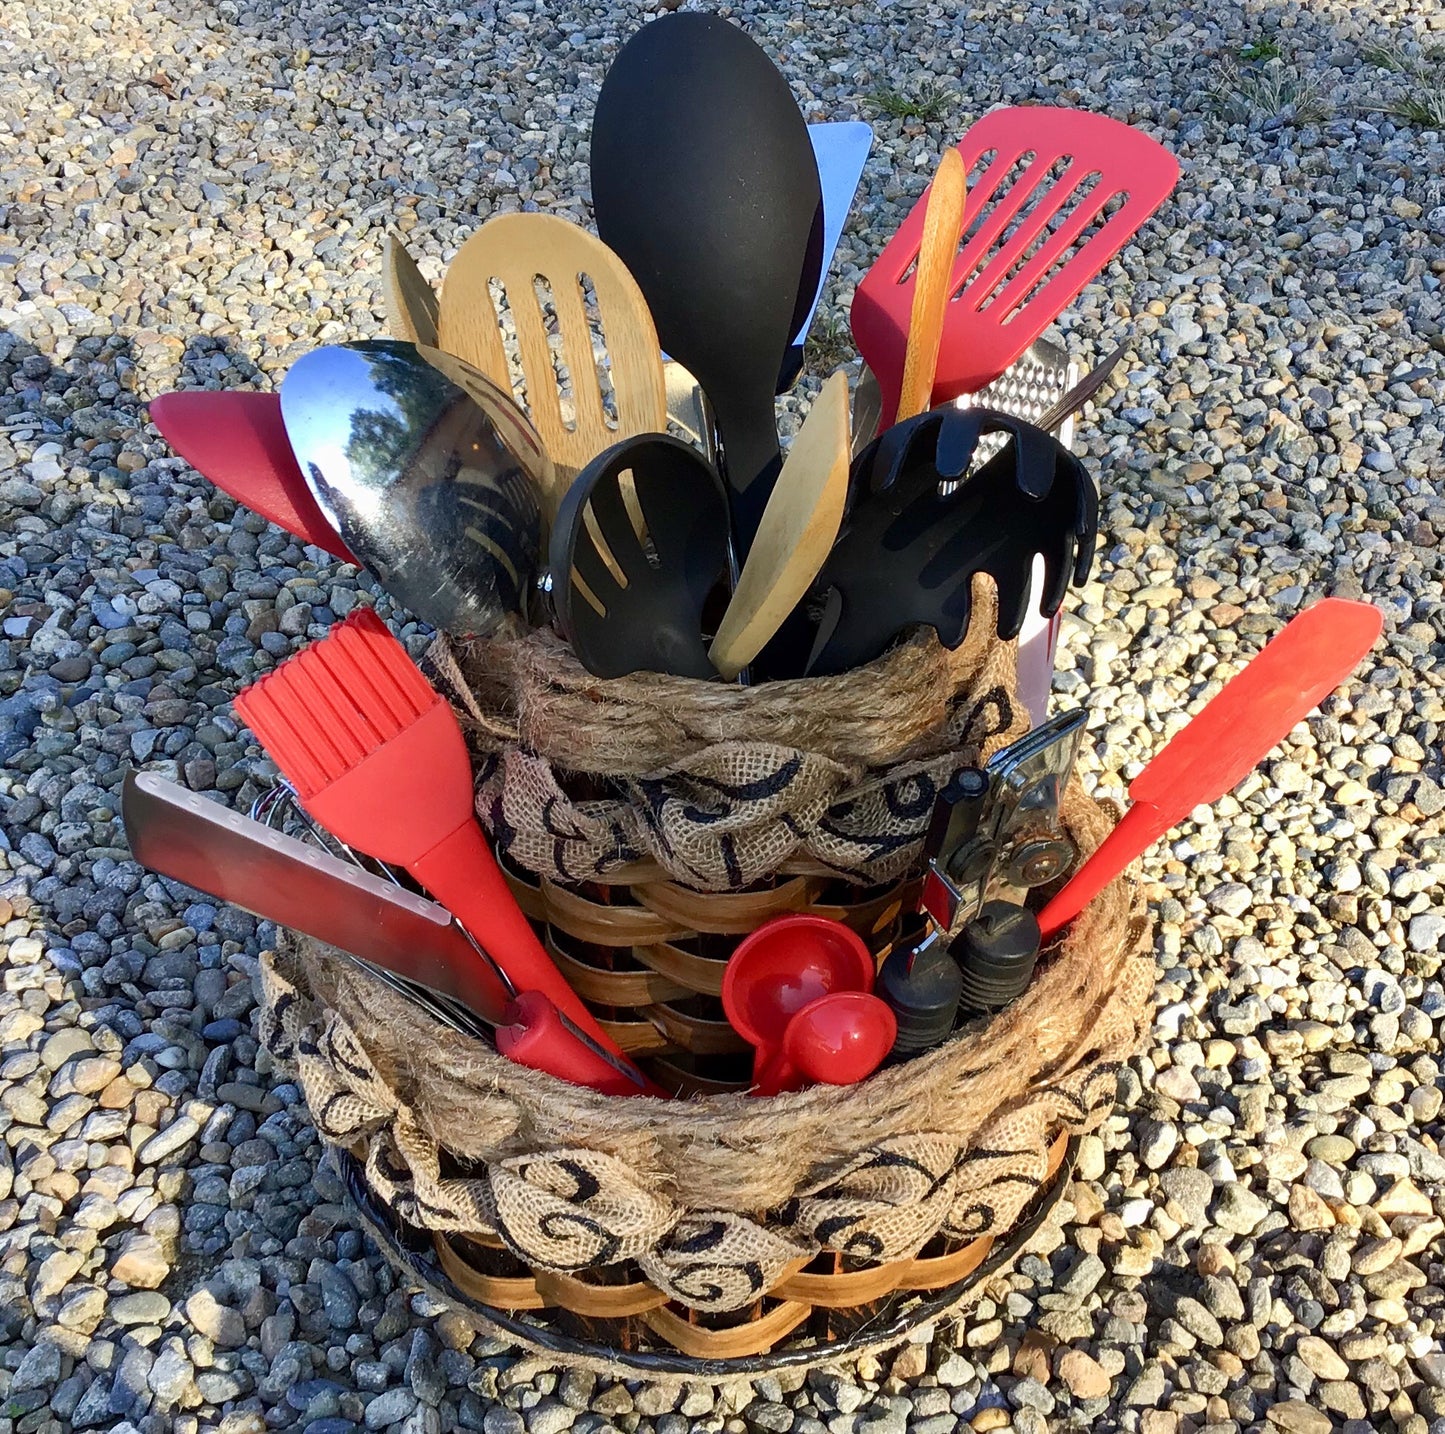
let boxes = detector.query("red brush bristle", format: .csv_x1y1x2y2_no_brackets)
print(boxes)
345,608,438,715
234,608,442,799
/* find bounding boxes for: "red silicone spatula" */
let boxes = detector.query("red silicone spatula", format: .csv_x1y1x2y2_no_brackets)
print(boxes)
852,108,1180,432
233,607,645,1080
1036,599,1383,939
149,391,357,562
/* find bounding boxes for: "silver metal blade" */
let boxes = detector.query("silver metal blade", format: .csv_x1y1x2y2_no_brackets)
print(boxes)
122,771,508,1023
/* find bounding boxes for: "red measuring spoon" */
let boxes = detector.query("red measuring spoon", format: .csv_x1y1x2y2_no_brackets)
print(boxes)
150,390,357,562
755,991,897,1096
1037,599,1383,940
722,914,876,1090
852,108,1180,432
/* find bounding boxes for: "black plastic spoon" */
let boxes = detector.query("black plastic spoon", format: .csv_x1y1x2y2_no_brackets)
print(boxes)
590,13,823,561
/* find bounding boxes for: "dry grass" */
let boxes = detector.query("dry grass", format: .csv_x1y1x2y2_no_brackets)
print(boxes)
1212,57,1333,125
1361,40,1445,128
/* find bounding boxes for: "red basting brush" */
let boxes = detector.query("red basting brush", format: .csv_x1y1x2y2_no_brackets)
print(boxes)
234,607,641,1079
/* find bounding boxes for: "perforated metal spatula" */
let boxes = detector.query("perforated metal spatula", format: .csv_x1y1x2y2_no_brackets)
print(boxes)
852,107,1179,432
1036,599,1384,939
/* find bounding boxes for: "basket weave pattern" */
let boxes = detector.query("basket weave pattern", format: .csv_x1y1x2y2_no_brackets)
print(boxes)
256,608,1155,1352
429,585,1030,893
259,790,1150,1315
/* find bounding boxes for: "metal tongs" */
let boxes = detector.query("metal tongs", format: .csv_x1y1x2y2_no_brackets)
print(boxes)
251,779,501,1042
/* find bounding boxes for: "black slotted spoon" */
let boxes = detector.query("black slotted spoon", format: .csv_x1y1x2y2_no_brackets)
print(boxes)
804,409,1098,677
548,434,733,680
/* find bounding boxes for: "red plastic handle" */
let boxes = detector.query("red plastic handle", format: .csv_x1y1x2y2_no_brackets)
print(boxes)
753,1045,799,1098
410,822,637,1068
497,991,664,1097
1037,599,1383,940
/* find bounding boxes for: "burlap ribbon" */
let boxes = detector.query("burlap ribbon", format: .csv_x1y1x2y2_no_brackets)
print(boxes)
427,595,1030,891
258,863,1152,1314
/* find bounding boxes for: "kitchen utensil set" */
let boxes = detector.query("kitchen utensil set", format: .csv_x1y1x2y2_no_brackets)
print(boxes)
136,13,1383,1105
154,18,1181,690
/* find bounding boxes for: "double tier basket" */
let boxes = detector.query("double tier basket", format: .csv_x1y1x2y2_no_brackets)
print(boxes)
256,575,1156,1377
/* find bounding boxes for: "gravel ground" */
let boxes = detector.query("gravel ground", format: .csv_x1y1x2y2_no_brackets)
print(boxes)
2,0,1445,1429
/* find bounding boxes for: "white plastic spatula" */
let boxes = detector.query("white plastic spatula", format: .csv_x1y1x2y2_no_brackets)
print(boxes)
1036,599,1383,939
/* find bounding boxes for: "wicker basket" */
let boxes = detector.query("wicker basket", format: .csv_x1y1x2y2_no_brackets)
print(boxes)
256,604,1155,1371
504,856,915,1093
331,1133,1079,1378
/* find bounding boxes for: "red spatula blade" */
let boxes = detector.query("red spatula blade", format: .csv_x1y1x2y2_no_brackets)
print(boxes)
150,391,358,563
852,107,1180,430
1037,599,1383,938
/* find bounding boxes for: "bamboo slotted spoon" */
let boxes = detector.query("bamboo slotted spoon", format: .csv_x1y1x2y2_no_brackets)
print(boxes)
436,213,667,507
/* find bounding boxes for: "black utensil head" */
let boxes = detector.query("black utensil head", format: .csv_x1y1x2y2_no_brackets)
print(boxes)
590,12,821,554
880,937,964,1058
958,900,1042,970
805,407,1099,675
548,434,732,680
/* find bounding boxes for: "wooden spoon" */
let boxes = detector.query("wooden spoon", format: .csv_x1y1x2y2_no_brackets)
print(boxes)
436,213,667,511
383,233,440,348
708,370,850,680
896,148,967,423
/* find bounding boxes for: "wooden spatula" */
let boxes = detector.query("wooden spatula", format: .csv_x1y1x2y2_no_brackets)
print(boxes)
436,213,667,508
383,232,440,348
708,371,850,681
1036,599,1384,939
896,148,967,423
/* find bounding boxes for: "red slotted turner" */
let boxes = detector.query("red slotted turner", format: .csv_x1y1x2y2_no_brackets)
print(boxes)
1036,599,1383,940
234,608,651,1087
852,107,1180,432
149,390,357,563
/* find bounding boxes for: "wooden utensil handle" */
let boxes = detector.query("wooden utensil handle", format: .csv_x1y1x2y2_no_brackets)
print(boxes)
897,149,967,422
